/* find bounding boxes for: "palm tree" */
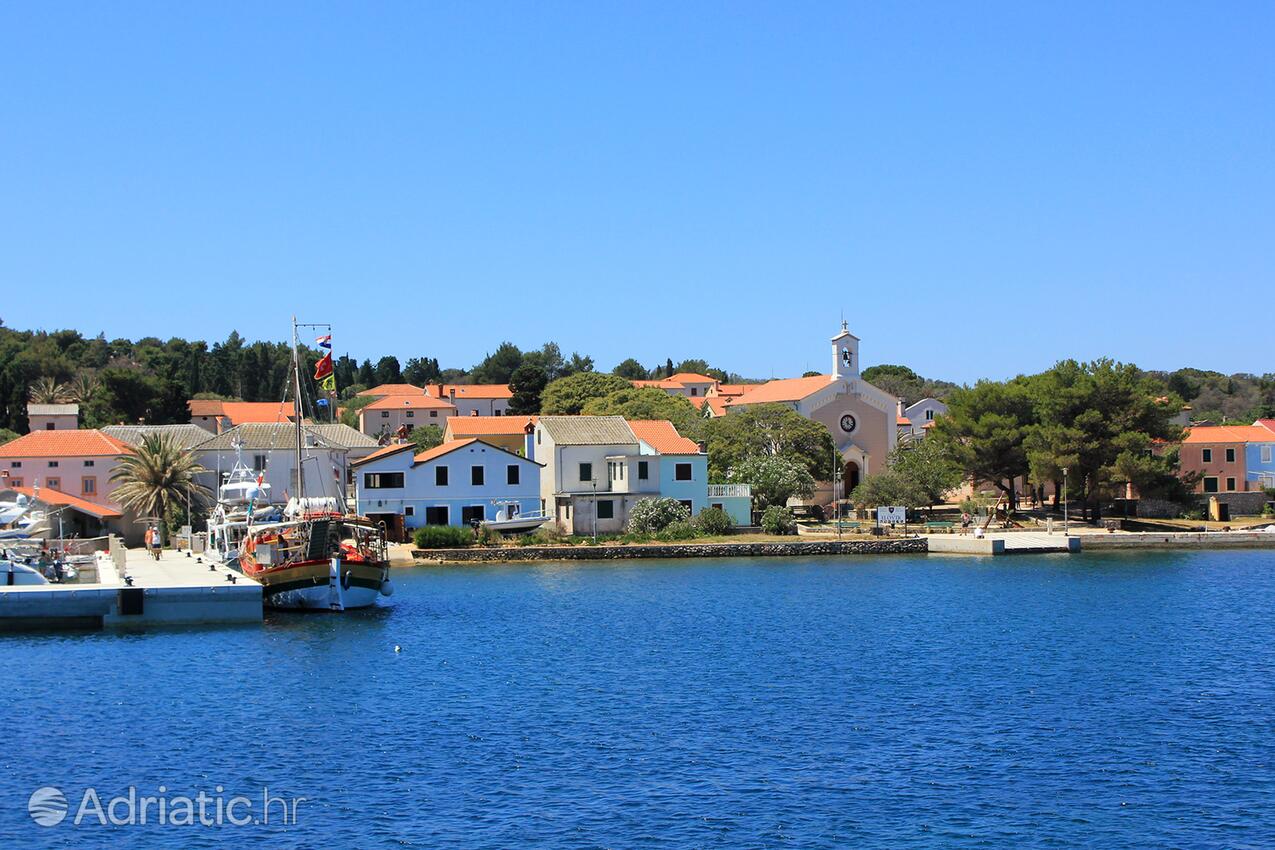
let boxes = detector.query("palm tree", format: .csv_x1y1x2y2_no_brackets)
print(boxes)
66,370,101,404
29,376,71,404
110,433,212,543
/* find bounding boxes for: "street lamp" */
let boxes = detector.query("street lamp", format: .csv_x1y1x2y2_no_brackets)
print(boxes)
591,478,598,542
1062,466,1069,536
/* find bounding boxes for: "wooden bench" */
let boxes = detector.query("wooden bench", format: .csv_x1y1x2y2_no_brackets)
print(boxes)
925,521,956,534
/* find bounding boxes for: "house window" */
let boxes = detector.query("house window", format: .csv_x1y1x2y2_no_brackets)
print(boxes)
381,411,389,418
579,462,592,483
638,461,648,480
690,388,698,396
461,505,485,525
8,478,21,487
1226,448,1236,463
82,477,96,495
597,499,614,519
47,477,61,490
436,466,448,486
425,506,448,525
1263,446,1272,464
363,472,405,489
407,411,415,418
679,500,693,513
10,462,20,468
675,463,693,481
507,465,520,485
926,409,935,421
405,424,415,433
1203,477,1219,493
48,461,58,468
46,423,54,430
253,454,267,472
1226,477,1237,491
471,466,484,486
84,460,95,467
1202,448,1212,463
430,411,438,418
404,506,415,517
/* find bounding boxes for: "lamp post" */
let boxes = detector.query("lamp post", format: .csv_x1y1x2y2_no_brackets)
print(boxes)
591,478,598,542
1062,466,1069,536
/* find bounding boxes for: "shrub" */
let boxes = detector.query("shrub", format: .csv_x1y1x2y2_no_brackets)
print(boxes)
656,520,699,542
413,525,474,549
693,506,734,536
626,497,691,534
760,505,796,535
475,525,505,546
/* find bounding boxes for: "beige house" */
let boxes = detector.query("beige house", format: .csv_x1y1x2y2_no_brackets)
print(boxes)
359,394,457,439
725,323,897,496
27,403,79,431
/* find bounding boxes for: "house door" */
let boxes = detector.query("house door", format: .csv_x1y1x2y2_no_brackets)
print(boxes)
843,461,861,492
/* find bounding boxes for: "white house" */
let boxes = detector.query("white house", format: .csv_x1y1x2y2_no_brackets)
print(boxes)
27,403,79,432
424,384,513,417
358,395,457,439
900,397,948,441
532,416,717,534
192,423,379,507
352,438,543,539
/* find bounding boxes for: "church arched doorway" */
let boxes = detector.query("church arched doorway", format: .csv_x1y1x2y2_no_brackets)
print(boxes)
843,460,861,493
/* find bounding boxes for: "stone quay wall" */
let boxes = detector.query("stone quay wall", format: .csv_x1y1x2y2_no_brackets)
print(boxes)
412,538,927,563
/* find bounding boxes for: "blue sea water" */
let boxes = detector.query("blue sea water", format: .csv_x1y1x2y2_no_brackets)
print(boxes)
3,550,1275,848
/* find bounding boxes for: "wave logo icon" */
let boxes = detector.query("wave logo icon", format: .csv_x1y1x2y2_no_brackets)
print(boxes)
28,786,68,827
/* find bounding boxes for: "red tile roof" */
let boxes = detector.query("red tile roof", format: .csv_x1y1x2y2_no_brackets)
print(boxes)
412,437,480,464
350,442,417,466
363,395,457,411
8,485,122,519
0,430,132,459
364,383,427,397
897,415,912,426
1255,419,1275,434
187,400,296,425
426,384,513,400
666,372,717,384
445,416,536,437
713,384,747,397
1183,425,1274,444
688,396,728,416
627,420,701,454
725,375,832,406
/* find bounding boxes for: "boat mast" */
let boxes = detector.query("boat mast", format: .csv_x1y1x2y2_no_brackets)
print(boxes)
291,315,305,501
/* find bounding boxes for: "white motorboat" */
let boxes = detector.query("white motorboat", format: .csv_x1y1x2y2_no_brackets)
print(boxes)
0,493,49,540
206,442,282,568
482,501,550,534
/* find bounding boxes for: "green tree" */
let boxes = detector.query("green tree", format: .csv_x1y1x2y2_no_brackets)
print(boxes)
699,403,835,482
0,428,18,446
109,433,212,543
930,379,1035,511
850,469,924,509
508,364,549,415
540,372,632,415
338,395,378,429
727,454,814,510
889,437,964,509
403,357,441,386
612,358,648,380
407,424,444,453
374,356,402,385
357,359,376,386
581,387,700,433
470,342,524,384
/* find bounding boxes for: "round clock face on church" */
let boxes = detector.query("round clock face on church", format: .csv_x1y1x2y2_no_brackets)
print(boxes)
839,414,857,434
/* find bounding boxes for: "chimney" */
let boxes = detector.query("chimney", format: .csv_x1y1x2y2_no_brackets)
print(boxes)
697,440,708,454
449,387,457,400
897,399,905,419
524,421,536,461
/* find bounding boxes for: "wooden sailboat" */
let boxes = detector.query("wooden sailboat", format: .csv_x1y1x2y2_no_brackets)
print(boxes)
236,319,393,610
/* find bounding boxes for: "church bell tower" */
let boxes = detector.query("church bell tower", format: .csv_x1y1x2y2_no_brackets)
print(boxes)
831,320,860,381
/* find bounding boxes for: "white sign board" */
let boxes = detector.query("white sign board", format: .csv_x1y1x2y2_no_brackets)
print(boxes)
876,506,907,525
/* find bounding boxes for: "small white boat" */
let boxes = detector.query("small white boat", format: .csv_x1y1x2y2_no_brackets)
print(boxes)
0,558,50,586
482,501,550,534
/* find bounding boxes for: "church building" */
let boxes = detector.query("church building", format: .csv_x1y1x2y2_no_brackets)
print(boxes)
723,322,899,496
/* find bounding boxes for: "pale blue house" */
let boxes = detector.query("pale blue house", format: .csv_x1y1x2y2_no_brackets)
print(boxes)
1247,421,1275,489
353,438,542,537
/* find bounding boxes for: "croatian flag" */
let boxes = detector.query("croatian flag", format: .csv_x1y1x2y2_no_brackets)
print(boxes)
316,334,332,349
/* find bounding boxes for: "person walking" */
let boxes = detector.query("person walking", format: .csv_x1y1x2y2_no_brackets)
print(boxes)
148,525,163,560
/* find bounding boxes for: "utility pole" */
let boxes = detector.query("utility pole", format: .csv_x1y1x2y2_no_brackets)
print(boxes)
1063,466,1069,536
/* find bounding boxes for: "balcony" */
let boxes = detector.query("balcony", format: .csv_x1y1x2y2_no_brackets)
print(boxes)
708,483,751,498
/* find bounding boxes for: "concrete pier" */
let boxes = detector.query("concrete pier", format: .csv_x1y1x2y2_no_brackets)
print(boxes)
0,541,262,630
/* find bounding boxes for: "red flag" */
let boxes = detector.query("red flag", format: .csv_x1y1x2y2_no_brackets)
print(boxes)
314,353,333,380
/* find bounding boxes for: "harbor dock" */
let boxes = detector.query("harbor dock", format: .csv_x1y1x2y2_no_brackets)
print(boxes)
0,538,262,631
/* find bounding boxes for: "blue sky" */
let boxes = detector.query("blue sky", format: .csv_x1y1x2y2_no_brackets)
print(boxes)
2,2,1271,383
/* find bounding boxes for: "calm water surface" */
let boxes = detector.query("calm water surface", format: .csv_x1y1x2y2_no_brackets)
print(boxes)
3,550,1275,848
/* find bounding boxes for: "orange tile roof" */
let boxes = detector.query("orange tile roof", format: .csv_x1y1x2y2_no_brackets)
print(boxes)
350,442,417,466
445,415,536,437
412,437,480,464
0,429,132,459
1256,419,1275,434
713,384,747,397
220,402,295,425
666,372,717,384
627,420,701,454
8,485,122,519
363,395,457,411
897,415,912,426
427,384,513,400
688,396,729,416
364,383,426,397
726,375,832,406
188,399,225,416
1183,425,1274,444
